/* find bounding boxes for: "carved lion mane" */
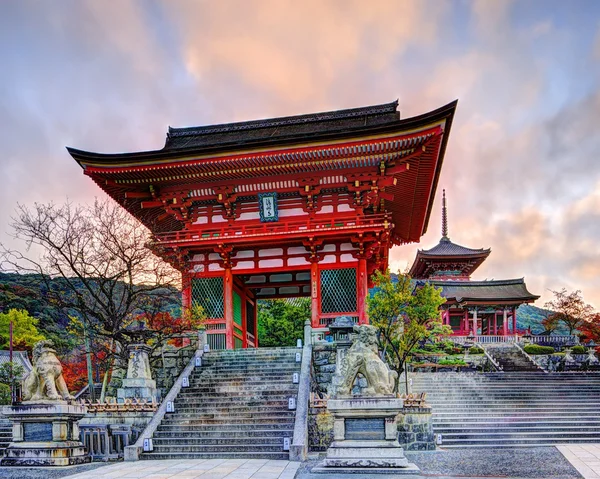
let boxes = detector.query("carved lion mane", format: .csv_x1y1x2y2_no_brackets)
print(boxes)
22,340,74,402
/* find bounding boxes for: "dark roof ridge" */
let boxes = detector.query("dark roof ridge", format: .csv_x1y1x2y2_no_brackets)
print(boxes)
167,100,399,138
429,278,526,286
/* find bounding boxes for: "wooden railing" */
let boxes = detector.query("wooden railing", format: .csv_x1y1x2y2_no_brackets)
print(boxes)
152,213,390,245
525,335,579,345
450,334,580,345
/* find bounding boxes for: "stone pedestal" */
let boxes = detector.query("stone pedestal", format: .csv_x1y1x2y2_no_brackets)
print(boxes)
1,403,91,466
117,344,158,403
314,397,419,473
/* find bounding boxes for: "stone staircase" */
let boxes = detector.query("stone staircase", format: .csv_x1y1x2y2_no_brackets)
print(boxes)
0,416,11,456
141,347,301,460
412,372,600,448
485,344,540,372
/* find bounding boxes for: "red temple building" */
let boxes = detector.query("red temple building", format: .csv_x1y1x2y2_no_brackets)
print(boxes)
409,191,539,338
68,100,457,349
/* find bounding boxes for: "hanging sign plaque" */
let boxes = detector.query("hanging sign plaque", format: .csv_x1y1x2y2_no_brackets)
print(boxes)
258,192,278,222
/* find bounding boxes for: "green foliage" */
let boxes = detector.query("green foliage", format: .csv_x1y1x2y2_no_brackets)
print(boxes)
571,345,587,354
368,271,448,393
257,298,309,347
469,346,485,354
438,357,467,366
0,309,45,350
0,362,25,384
524,344,555,355
0,383,10,405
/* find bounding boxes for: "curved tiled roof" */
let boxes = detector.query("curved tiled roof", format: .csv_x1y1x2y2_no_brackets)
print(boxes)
0,350,33,378
409,236,491,279
165,101,400,150
421,237,490,256
429,278,539,304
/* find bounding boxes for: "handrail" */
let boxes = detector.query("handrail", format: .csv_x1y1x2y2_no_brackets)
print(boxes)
290,343,312,461
514,342,546,373
124,349,203,461
477,343,502,372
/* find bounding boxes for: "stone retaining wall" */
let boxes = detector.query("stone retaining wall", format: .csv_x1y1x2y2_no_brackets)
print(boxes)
312,344,337,394
397,407,436,451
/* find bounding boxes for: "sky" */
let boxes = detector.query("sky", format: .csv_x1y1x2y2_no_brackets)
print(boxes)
1,0,599,309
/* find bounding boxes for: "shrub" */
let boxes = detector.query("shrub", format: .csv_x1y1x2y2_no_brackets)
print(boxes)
571,345,587,354
524,344,555,355
469,346,485,355
0,383,10,405
438,357,467,366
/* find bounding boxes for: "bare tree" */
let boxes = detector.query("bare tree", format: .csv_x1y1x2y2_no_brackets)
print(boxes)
544,288,594,335
1,198,183,399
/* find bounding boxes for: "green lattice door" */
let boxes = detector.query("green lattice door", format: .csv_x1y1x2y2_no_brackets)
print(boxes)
320,267,357,313
191,277,224,319
233,291,243,349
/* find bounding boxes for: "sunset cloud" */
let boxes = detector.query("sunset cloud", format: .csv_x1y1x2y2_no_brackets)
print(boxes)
1,0,599,308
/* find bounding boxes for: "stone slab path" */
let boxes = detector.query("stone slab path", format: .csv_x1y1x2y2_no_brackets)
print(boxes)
558,445,600,479
64,459,299,479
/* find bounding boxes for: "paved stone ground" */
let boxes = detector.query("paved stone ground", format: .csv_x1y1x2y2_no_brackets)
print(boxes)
62,459,300,479
558,444,600,479
0,446,587,479
298,446,583,479
0,462,106,479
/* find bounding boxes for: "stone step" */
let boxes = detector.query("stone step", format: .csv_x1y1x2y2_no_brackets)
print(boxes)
426,402,600,407
157,421,294,434
154,436,291,452
174,399,293,407
178,385,298,393
440,441,600,448
141,451,290,460
433,412,600,420
434,426,600,433
149,445,285,453
153,429,293,439
160,417,295,425
164,408,297,416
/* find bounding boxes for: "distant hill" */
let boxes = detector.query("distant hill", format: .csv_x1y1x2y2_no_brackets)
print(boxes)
0,272,181,353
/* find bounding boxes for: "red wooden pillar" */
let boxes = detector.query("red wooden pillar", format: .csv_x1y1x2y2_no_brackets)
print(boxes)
357,258,368,325
181,272,192,311
502,308,508,336
224,268,234,349
493,312,498,335
310,260,320,328
241,287,248,349
512,306,517,335
254,299,259,348
463,310,468,334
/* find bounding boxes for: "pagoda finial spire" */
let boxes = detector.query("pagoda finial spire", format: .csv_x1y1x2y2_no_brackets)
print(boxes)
442,189,448,239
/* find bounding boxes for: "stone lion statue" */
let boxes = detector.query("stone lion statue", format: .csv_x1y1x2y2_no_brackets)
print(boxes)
329,325,397,397
22,340,74,402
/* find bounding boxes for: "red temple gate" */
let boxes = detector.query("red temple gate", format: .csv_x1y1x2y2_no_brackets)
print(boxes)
69,100,457,348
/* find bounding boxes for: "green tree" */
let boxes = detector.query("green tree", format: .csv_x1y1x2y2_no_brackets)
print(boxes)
368,271,448,394
0,308,45,350
257,298,309,347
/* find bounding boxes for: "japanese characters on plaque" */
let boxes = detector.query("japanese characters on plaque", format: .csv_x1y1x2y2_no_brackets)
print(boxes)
258,192,278,222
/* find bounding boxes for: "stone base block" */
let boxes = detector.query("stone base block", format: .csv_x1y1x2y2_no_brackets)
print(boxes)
312,463,420,474
1,441,91,467
117,386,158,403
322,440,410,468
